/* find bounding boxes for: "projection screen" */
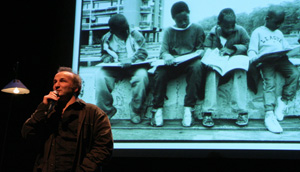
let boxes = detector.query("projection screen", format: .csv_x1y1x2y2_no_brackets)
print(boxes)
73,0,300,151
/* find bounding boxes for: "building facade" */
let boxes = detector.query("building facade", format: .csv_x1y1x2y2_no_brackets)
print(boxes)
81,0,164,45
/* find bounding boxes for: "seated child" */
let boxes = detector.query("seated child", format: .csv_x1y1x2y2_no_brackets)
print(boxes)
248,7,300,133
202,8,250,127
151,1,206,127
95,14,149,124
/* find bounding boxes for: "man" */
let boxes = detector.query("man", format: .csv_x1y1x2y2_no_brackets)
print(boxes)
95,14,149,124
151,1,205,127
22,67,113,171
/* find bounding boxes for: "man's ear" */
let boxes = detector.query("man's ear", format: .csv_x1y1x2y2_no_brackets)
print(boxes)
73,87,79,94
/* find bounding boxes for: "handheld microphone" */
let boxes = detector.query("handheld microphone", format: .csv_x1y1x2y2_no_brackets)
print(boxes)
48,90,58,113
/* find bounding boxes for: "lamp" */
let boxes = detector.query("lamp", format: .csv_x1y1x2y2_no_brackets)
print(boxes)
1,61,30,94
1,79,30,94
0,61,30,171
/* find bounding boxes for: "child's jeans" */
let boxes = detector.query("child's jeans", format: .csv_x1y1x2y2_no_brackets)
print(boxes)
152,59,205,109
95,66,149,115
260,57,299,112
202,69,248,114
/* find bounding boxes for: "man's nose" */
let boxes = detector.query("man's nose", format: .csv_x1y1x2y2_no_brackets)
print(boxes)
54,82,60,89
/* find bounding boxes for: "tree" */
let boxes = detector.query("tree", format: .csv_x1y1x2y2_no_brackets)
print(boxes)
197,0,299,35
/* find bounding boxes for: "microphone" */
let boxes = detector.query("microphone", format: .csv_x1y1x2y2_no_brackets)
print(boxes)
48,90,58,113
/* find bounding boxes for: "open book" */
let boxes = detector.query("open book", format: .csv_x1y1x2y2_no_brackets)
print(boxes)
256,45,300,63
201,48,249,76
148,50,203,73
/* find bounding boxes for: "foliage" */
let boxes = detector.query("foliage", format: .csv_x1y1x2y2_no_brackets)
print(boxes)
198,0,300,35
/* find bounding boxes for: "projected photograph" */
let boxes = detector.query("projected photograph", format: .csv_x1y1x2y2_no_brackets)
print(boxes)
74,0,300,143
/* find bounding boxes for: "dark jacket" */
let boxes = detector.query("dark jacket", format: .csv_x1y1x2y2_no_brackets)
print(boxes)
204,24,250,55
21,99,113,172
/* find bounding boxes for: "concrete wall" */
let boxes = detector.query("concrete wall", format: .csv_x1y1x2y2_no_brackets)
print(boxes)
79,61,300,120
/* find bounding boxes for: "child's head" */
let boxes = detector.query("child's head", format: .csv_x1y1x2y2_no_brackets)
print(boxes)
171,1,190,28
265,6,285,31
108,14,129,40
217,8,236,37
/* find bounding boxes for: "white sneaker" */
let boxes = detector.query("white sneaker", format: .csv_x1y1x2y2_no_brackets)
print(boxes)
182,107,194,127
274,96,287,121
151,108,163,127
265,111,283,134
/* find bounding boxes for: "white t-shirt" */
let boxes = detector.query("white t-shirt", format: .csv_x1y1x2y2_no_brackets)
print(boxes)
248,26,290,62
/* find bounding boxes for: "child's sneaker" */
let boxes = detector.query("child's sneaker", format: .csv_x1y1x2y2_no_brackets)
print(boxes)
151,108,163,127
202,112,214,127
265,111,283,134
182,107,194,127
236,113,248,126
274,96,287,121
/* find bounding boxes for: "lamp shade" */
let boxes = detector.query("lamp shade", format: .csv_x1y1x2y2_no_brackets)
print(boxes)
1,79,30,94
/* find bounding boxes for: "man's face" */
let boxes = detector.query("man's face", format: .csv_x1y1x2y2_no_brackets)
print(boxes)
219,16,236,37
53,71,78,97
173,11,190,28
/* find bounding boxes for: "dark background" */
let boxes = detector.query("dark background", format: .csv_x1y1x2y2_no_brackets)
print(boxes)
0,0,299,171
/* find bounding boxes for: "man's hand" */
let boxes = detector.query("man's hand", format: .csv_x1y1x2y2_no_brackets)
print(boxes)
164,54,175,65
43,91,60,105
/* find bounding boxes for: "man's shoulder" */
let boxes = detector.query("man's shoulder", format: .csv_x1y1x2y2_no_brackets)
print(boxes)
85,102,103,112
78,99,102,112
83,103,107,118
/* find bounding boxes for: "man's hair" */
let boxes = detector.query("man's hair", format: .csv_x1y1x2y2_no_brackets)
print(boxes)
217,8,236,25
108,14,129,32
171,1,190,19
57,67,82,97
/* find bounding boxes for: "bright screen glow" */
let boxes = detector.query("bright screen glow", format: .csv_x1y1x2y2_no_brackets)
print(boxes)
73,0,300,150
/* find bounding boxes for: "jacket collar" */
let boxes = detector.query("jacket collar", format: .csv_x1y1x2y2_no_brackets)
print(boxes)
210,24,238,37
